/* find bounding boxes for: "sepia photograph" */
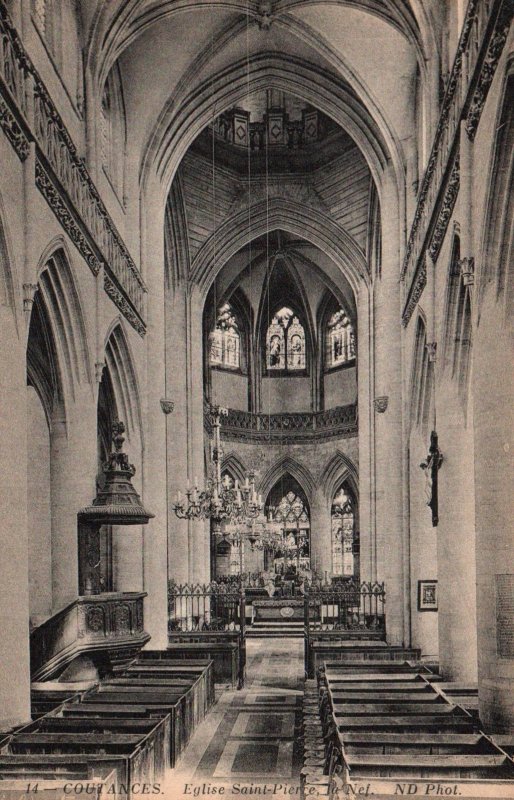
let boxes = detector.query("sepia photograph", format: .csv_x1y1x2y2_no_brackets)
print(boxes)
0,0,513,798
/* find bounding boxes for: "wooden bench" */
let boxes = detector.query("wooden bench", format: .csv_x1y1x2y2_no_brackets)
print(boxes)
333,714,475,732
338,732,499,755
0,772,116,799
328,691,445,703
0,755,118,785
0,716,170,797
342,752,514,779
164,639,240,686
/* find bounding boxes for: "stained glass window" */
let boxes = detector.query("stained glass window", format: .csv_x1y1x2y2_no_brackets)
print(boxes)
210,304,241,369
273,491,309,529
266,307,305,371
331,487,355,577
326,308,355,369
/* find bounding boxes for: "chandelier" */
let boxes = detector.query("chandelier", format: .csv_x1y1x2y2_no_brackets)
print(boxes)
172,405,263,524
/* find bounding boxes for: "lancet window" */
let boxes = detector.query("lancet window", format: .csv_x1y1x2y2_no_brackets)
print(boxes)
210,304,241,370
331,487,355,577
326,307,355,369
266,307,306,372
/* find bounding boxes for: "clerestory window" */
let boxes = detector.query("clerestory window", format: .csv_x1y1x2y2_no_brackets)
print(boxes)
265,307,306,372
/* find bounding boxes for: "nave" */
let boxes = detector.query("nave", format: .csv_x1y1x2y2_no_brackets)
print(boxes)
167,638,305,793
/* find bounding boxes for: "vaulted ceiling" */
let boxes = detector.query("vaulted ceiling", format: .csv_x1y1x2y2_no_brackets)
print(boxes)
83,0,441,193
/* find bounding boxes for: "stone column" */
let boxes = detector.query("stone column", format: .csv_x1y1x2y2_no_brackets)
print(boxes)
373,173,404,646
357,284,373,584
0,309,31,727
473,286,514,732
187,285,211,584
310,486,331,579
50,391,97,611
165,283,190,584
141,202,169,649
434,127,477,681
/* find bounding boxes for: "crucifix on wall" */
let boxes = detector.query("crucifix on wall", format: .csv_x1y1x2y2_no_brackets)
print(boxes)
420,430,443,527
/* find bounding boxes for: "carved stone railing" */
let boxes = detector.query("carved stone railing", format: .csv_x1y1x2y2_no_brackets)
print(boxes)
401,0,512,326
213,106,323,151
205,402,358,442
0,2,147,335
30,592,150,681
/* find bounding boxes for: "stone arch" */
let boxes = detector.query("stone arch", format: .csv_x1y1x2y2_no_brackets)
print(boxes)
320,452,359,504
36,241,93,399
141,53,404,212
191,198,369,298
220,452,248,486
0,195,18,318
103,319,143,444
409,310,432,434
87,1,432,93
478,66,514,317
257,455,316,503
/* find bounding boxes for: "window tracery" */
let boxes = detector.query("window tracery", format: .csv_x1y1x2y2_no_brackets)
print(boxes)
326,307,355,369
210,303,241,370
273,490,309,528
266,307,306,372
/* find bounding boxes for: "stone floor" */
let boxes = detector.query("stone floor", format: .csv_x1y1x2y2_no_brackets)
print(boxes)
162,638,305,798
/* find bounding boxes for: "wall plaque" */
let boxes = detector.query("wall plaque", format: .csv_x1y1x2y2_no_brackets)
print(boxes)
496,574,514,658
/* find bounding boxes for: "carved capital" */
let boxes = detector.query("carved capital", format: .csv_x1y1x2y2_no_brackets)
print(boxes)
23,283,38,312
459,256,475,286
374,396,389,414
160,398,175,415
426,341,437,362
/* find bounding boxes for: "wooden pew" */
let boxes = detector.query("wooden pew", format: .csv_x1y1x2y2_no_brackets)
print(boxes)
0,771,116,799
0,755,118,786
339,732,499,755
1,712,170,792
342,752,514,779
332,714,475,733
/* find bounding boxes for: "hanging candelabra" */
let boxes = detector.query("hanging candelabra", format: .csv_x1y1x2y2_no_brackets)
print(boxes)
172,405,263,524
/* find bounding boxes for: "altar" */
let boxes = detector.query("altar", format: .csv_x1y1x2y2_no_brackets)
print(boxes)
253,599,304,621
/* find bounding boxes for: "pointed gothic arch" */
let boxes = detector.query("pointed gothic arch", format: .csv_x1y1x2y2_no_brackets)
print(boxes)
164,172,190,291
257,455,316,503
103,320,143,443
320,451,359,504
0,197,18,318
479,68,514,316
190,198,368,296
220,452,248,487
409,311,433,434
36,242,93,398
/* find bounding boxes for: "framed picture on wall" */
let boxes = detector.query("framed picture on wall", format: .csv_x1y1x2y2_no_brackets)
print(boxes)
418,579,438,611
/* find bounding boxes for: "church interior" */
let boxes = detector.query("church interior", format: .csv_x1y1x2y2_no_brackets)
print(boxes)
0,0,513,795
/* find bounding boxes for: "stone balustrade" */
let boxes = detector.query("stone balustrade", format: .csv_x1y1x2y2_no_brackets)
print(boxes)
400,0,511,326
0,2,147,335
204,402,358,442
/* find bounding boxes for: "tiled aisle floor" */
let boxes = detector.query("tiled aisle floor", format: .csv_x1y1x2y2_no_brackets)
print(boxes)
162,638,305,798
